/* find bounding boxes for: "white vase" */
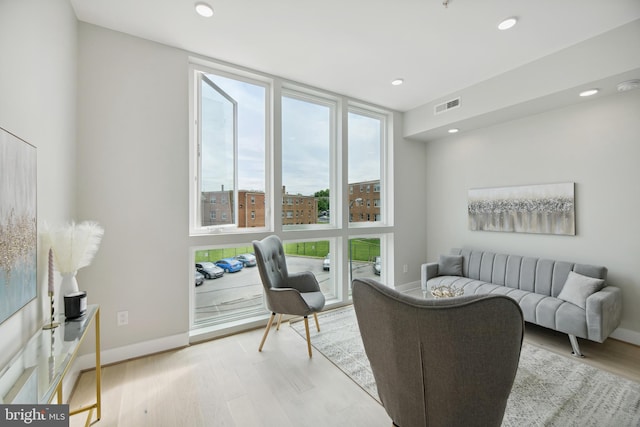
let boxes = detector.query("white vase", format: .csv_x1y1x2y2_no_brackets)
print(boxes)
59,272,79,315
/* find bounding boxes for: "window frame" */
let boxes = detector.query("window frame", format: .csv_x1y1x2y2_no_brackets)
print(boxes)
188,58,395,341
347,104,392,229
280,87,339,231
189,62,272,235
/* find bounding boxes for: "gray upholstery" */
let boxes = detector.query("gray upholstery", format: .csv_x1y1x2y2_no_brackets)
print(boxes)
353,278,524,427
421,248,622,351
253,235,325,356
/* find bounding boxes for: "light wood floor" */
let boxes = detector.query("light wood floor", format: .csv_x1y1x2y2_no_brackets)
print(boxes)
69,303,640,426
69,324,390,427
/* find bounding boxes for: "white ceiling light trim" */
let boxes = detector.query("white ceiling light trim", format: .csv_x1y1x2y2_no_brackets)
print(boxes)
195,2,214,18
448,128,459,134
391,79,404,86
498,17,518,30
579,89,599,97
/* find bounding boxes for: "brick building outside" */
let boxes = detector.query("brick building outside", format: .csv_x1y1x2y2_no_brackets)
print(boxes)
200,180,379,227
201,190,265,228
349,180,381,222
282,186,318,225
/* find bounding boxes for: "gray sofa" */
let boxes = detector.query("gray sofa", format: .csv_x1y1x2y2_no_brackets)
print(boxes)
421,248,622,356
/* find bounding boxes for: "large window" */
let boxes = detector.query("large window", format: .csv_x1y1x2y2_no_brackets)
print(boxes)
194,240,334,327
194,245,263,326
190,61,392,336
348,108,385,225
349,236,382,292
281,91,335,228
192,67,268,232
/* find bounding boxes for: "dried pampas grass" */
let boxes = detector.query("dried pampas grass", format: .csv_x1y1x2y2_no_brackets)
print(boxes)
42,221,104,274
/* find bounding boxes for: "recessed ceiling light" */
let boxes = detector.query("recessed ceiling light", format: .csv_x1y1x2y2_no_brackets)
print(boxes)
579,89,599,97
195,2,214,18
391,79,404,86
448,128,459,134
498,17,517,30
617,79,640,92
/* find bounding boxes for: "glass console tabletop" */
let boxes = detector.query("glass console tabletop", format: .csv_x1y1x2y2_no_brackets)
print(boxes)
0,304,101,422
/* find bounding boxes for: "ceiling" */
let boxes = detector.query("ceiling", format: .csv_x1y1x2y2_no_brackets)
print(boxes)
70,0,640,112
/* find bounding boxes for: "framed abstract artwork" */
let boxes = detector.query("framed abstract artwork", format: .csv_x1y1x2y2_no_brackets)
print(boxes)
0,127,37,325
468,182,575,235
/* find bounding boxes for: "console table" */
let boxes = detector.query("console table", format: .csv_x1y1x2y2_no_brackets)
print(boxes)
0,305,101,426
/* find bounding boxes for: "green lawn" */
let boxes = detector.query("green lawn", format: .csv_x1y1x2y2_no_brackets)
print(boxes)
195,245,254,263
196,238,380,263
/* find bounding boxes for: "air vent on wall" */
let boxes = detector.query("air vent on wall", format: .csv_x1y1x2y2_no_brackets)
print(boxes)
434,97,460,115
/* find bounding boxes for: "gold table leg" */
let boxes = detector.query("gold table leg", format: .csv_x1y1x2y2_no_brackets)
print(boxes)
96,307,101,420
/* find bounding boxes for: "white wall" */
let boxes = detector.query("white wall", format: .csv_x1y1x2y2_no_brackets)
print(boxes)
0,0,77,368
424,90,640,342
76,23,191,354
393,113,428,285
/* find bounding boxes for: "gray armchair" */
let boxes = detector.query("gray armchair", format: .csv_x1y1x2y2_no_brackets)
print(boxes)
252,235,326,357
352,278,524,427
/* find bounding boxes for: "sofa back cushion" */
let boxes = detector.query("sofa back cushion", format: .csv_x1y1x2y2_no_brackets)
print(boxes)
451,248,607,298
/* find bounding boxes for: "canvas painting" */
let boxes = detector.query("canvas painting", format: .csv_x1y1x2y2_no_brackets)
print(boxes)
468,182,575,235
0,127,37,325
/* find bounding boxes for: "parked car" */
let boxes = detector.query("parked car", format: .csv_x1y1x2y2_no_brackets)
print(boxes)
323,253,330,271
195,262,224,279
195,269,205,286
373,256,381,275
234,253,257,267
215,258,244,273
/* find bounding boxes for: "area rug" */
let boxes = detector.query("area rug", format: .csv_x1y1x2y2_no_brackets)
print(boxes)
291,306,640,427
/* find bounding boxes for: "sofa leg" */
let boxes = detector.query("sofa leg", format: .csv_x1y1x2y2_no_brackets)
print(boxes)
568,334,584,358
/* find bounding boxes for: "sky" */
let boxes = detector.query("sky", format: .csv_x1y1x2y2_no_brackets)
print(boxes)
201,73,381,196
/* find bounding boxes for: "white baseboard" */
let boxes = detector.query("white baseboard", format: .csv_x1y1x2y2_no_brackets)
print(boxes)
62,333,189,402
610,327,640,346
82,332,189,368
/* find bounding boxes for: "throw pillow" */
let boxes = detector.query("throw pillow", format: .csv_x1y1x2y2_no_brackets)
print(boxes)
557,271,605,309
439,254,463,276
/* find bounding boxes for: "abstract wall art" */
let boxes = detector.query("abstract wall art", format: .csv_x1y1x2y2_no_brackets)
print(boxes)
0,127,37,325
468,182,575,235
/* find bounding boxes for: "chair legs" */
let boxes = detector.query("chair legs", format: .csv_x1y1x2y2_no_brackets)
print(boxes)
258,312,276,352
258,312,321,358
304,316,312,357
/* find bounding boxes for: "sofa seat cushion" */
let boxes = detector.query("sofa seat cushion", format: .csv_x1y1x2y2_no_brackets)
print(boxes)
512,292,544,324
426,277,588,338
484,286,531,305
489,288,531,304
474,282,504,295
535,296,567,330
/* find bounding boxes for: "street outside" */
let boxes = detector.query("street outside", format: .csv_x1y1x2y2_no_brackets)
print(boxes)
194,256,379,325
